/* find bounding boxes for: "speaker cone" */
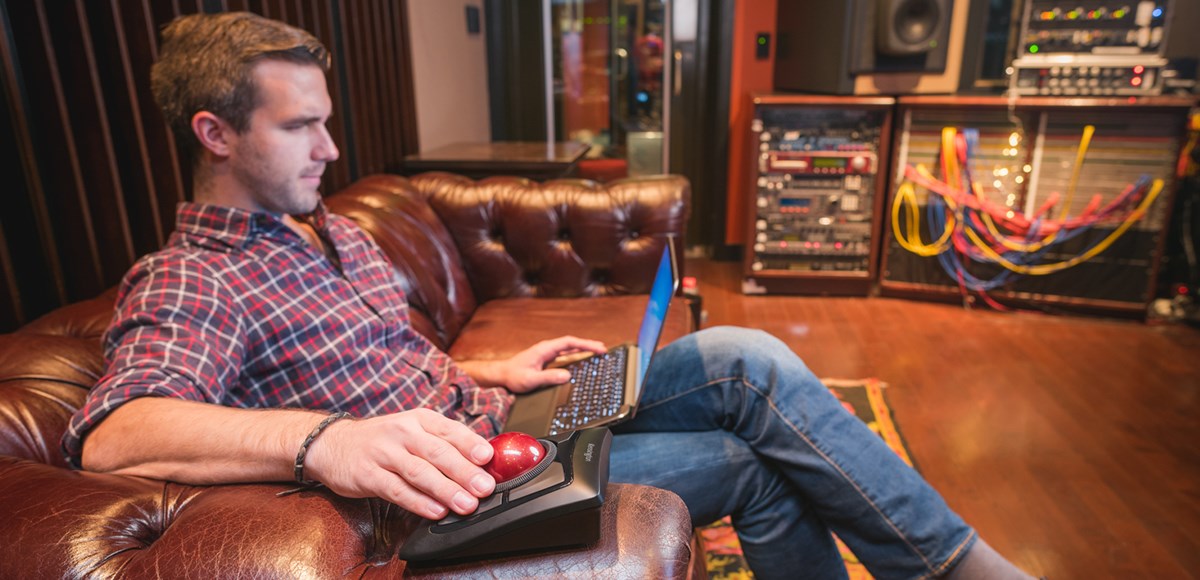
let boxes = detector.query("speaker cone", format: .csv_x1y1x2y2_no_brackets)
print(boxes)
876,0,945,56
895,0,939,45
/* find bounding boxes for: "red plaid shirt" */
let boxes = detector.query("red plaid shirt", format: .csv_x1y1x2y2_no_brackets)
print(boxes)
63,202,512,468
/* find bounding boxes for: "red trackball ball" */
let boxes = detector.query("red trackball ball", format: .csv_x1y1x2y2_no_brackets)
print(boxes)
484,432,544,483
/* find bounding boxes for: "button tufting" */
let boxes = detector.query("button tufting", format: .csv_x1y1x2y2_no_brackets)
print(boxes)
629,230,640,239
558,230,570,241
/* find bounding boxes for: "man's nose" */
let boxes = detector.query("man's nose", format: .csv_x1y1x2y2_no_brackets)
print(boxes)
315,126,339,162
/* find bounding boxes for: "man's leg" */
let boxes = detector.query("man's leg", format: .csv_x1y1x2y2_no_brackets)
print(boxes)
613,326,977,580
610,430,849,580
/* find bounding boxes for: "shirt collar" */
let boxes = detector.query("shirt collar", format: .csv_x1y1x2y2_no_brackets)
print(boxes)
174,201,331,249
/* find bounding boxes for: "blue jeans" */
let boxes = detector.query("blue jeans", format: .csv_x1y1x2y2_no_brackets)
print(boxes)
608,327,976,580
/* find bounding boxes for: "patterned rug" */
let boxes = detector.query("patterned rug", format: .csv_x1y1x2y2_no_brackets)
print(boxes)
701,378,914,580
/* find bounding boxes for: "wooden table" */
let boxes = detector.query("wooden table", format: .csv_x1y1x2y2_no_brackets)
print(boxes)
401,141,590,180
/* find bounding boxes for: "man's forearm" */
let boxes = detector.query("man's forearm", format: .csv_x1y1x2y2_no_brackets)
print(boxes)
80,396,500,520
82,397,327,485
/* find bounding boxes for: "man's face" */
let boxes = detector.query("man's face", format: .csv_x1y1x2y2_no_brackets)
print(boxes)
227,60,339,216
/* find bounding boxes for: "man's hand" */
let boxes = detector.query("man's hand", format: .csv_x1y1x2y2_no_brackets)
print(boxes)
459,336,607,394
304,408,496,520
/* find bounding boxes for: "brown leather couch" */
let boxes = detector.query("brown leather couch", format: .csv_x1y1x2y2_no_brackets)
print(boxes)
0,172,703,578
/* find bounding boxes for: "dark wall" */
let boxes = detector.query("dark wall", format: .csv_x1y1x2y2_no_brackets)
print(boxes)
0,0,418,332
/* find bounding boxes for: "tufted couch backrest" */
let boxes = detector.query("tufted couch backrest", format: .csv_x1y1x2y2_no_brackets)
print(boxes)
411,172,690,300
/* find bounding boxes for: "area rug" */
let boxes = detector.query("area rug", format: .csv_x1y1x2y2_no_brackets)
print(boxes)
702,378,914,580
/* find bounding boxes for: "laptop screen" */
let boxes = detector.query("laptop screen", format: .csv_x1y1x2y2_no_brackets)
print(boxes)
635,238,679,391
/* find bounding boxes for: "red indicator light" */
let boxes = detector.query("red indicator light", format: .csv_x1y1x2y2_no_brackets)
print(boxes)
780,241,788,248
835,242,844,249
814,242,822,249
1131,76,1143,86
1134,65,1145,74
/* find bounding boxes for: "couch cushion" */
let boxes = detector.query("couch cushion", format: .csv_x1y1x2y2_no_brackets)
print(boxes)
0,334,101,466
446,296,693,362
16,288,119,341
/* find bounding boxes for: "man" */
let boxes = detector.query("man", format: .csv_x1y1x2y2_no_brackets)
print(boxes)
67,12,1034,580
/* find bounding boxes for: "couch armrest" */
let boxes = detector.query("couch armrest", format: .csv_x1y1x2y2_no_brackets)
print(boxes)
0,456,695,579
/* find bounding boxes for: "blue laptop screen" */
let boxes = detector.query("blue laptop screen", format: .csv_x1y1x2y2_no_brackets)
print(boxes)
635,242,679,389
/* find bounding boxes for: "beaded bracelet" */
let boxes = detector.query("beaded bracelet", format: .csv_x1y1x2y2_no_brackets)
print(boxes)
294,412,351,484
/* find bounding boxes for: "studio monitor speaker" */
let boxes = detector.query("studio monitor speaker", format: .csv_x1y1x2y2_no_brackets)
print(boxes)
775,0,968,95
876,0,947,56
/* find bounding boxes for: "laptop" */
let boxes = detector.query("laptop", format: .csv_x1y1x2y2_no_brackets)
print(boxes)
504,237,680,436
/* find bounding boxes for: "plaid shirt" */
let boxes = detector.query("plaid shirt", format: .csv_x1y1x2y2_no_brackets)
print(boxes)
63,202,512,468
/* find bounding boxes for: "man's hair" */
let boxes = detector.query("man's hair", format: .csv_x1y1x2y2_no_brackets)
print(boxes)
150,11,331,162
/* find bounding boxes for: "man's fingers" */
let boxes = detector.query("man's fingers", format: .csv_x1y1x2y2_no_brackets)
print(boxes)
542,368,572,384
540,336,607,358
310,411,499,518
394,436,493,515
417,409,493,465
368,467,450,520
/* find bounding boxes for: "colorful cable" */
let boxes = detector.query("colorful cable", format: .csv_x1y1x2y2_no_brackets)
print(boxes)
890,124,1163,309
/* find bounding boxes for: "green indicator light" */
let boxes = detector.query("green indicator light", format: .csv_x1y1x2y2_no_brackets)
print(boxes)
930,40,938,48
758,37,766,45
1030,44,1039,53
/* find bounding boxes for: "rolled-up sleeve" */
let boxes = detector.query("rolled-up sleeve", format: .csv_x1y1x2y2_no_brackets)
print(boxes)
62,255,245,468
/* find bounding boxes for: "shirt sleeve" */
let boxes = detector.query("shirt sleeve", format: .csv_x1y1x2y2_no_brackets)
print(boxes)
61,253,246,468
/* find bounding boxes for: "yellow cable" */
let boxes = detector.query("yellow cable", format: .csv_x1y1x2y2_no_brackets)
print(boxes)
891,180,953,256
1029,124,1096,248
964,179,1163,275
941,128,960,192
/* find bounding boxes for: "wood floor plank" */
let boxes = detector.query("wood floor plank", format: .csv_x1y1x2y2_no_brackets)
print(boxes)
687,257,1200,580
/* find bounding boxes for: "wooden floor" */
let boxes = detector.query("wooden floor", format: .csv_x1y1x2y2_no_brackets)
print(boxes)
687,257,1200,580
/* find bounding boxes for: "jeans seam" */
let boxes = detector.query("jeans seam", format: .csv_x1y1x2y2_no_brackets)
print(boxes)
642,374,939,575
920,529,977,580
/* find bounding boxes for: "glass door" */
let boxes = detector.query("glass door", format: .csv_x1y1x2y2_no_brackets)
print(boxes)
548,0,670,176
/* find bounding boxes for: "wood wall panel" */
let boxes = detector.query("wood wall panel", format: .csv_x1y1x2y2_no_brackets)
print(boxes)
54,0,138,282
9,0,107,298
119,0,187,233
88,0,164,252
0,0,418,331
0,223,14,331
0,0,66,325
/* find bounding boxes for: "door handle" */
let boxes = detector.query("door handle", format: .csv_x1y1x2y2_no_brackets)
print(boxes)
673,50,683,95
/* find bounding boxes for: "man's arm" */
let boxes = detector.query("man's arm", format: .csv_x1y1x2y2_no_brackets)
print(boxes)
457,336,607,393
82,397,497,520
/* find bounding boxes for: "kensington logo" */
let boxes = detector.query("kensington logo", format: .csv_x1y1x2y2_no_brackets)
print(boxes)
584,443,595,462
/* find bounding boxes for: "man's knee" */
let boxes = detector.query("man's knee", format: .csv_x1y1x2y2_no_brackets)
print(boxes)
696,326,792,356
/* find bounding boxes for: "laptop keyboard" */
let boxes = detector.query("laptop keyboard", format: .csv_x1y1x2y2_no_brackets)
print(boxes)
549,345,629,435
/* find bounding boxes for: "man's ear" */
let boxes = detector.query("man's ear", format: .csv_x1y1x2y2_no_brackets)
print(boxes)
191,111,234,158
